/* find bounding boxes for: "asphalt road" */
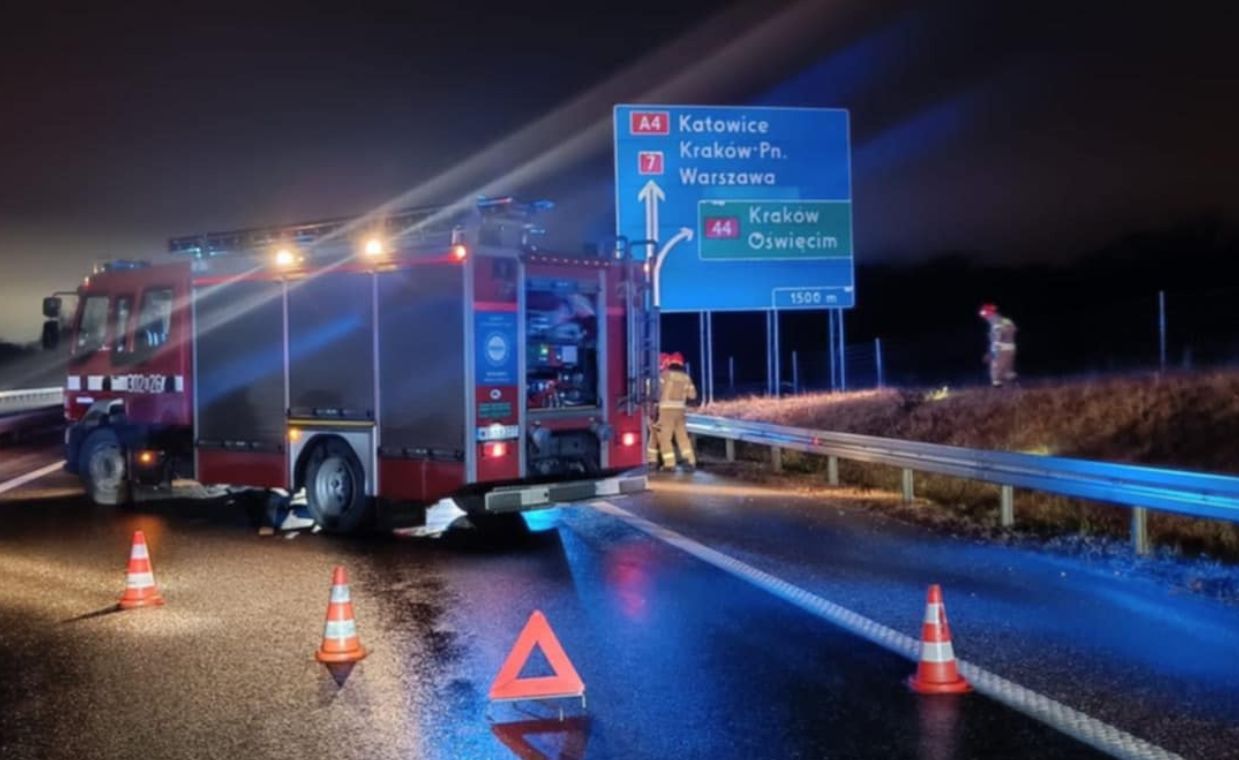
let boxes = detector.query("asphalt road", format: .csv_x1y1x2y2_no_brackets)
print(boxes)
0,440,1225,759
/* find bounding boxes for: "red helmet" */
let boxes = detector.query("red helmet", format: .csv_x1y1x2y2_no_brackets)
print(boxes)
659,352,672,370
670,352,685,366
978,303,998,318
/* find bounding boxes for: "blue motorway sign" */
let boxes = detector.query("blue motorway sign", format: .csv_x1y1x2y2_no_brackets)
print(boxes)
613,105,854,311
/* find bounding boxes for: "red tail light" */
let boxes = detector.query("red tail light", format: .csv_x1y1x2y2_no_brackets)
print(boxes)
621,432,638,447
483,441,508,458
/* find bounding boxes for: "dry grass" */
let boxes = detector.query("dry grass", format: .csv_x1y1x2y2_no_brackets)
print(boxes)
702,371,1239,559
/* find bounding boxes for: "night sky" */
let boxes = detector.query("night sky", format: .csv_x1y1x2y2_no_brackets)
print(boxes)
2,0,1238,342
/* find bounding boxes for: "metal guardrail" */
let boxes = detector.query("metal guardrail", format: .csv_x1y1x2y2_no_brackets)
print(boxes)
686,413,1239,554
0,387,64,438
0,387,64,416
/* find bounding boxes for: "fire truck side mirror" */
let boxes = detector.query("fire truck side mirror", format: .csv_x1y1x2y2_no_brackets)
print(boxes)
41,320,60,351
42,296,61,319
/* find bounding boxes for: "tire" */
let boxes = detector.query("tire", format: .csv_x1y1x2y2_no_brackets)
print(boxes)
304,439,372,534
80,428,131,506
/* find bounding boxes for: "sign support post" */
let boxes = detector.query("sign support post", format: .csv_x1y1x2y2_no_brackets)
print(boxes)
773,310,782,398
828,310,837,391
837,309,847,392
705,311,714,404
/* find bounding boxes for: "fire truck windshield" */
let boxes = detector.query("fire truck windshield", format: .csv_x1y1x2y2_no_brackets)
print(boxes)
135,288,174,352
75,295,109,353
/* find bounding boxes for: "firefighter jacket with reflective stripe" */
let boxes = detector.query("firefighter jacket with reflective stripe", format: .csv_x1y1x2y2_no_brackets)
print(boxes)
659,368,697,409
989,317,1017,352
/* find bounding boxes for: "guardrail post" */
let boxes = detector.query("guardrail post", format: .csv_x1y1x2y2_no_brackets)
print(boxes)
1131,508,1150,555
827,456,839,486
725,438,736,463
1000,485,1015,527
771,446,783,473
901,468,914,503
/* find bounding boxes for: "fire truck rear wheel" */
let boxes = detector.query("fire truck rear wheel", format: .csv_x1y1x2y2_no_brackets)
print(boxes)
80,428,131,506
305,439,371,534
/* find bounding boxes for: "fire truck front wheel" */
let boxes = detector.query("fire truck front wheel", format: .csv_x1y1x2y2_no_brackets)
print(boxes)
304,439,372,534
80,428,132,506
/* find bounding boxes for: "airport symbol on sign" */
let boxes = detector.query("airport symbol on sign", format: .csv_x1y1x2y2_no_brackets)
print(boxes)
614,105,855,312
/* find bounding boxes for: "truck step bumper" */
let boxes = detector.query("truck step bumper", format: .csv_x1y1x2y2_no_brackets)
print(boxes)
483,472,647,513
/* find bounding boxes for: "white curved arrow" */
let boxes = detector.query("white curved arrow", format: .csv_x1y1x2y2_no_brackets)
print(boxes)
653,227,694,308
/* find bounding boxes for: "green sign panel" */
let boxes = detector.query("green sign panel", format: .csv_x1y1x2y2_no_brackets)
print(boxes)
697,200,852,261
479,402,513,420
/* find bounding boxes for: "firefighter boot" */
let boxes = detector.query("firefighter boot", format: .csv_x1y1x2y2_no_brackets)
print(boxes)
656,413,679,471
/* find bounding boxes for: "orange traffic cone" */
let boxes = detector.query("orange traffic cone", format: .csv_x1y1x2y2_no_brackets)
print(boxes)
118,530,165,609
908,584,971,694
315,566,367,664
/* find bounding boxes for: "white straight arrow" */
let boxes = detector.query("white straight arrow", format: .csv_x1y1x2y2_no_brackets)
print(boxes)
653,227,693,308
637,179,665,257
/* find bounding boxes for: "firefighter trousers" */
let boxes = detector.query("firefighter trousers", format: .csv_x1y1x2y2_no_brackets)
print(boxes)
656,407,695,469
990,348,1017,386
646,420,661,465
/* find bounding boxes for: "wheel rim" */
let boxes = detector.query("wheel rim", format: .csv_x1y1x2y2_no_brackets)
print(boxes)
88,442,124,493
312,456,353,518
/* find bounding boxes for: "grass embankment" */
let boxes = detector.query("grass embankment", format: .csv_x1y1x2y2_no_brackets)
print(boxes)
702,372,1239,560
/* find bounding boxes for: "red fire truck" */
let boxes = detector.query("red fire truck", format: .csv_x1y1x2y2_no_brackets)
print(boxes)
44,199,656,534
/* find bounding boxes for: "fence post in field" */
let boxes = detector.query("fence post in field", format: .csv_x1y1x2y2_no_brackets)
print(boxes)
827,456,839,486
875,338,885,389
1158,290,1167,373
1000,485,1015,527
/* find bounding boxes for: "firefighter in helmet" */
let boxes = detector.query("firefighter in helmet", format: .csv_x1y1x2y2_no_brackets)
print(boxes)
979,303,1017,387
656,351,698,470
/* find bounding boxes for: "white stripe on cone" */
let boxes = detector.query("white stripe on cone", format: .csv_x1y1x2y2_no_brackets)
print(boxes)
918,640,957,663
923,602,941,625
324,619,357,640
130,544,149,560
330,585,351,603
126,572,156,588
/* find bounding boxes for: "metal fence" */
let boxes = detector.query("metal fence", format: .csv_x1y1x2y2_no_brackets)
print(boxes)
0,387,63,416
686,413,1239,555
0,387,64,438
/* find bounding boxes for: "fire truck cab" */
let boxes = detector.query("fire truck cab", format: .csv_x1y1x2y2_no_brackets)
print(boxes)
52,199,654,534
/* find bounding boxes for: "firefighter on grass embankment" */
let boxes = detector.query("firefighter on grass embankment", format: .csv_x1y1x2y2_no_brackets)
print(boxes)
979,303,1017,387
654,352,698,471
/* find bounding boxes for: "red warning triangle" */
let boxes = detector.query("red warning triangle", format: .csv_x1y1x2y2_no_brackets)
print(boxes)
489,610,585,702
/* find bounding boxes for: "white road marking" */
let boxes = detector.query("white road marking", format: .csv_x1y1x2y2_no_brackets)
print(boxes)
592,500,1183,760
0,461,65,496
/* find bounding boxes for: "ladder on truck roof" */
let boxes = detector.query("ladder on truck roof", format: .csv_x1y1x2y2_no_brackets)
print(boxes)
167,197,552,258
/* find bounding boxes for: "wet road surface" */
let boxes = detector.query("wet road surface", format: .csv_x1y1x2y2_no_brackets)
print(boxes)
619,473,1239,760
0,446,1213,759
